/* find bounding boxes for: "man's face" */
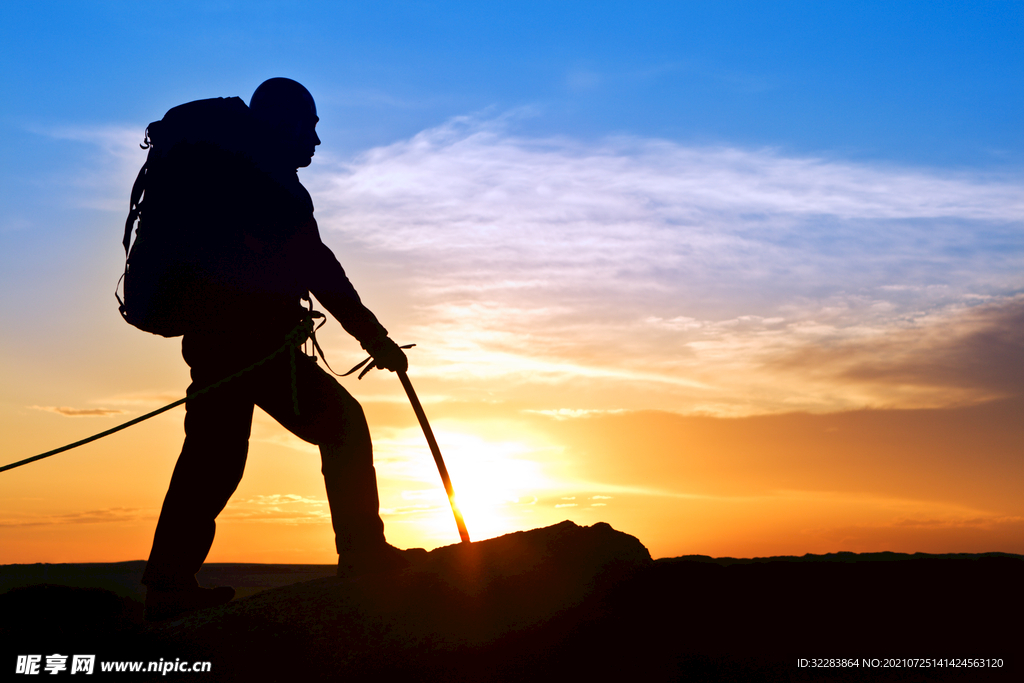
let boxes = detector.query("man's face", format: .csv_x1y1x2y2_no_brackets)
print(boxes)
250,79,322,168
286,113,320,169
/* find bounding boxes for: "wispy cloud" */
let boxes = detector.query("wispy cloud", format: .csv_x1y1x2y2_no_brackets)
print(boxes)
75,113,1023,415
235,494,328,506
306,115,1023,414
30,405,126,417
0,507,149,527
38,125,147,212
772,296,1024,406
220,493,331,524
524,408,629,420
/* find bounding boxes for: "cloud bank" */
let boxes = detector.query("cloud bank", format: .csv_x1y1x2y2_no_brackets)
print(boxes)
307,116,1023,414
73,114,1022,414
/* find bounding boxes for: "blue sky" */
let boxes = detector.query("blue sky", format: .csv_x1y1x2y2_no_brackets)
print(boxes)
3,1,1022,161
1,2,1022,559
3,1,1021,343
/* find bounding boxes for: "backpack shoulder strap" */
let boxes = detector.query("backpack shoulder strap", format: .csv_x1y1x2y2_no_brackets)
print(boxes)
123,147,150,255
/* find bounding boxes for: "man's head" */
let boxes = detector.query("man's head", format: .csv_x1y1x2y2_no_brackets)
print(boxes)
250,78,320,169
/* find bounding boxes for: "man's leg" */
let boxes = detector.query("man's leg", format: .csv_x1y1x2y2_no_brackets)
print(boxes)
258,352,385,553
142,364,256,590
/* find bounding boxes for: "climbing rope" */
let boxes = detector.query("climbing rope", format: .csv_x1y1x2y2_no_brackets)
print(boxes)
1,317,316,474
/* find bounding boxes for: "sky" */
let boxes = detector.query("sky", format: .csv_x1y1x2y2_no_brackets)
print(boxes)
1,1,1022,563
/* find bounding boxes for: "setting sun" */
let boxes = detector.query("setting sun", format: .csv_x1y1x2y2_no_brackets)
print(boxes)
376,428,563,547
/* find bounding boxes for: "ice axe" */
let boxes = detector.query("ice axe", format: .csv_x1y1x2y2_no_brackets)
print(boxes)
398,369,471,543
340,345,470,543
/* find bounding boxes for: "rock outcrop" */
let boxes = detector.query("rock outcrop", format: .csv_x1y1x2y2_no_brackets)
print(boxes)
149,520,651,680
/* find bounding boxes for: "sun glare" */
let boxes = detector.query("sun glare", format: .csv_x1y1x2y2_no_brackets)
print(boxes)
375,428,560,548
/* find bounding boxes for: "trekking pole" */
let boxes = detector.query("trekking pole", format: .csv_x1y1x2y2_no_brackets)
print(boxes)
397,370,471,543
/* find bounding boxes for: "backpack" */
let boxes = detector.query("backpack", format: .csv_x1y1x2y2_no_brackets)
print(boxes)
117,97,261,337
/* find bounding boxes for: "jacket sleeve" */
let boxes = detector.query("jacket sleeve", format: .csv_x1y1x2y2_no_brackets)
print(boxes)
298,215,390,346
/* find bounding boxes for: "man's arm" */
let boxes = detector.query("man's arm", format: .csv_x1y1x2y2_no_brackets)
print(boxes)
300,216,408,372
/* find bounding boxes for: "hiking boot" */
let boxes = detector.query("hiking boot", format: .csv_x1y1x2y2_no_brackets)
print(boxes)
145,585,236,622
337,543,428,579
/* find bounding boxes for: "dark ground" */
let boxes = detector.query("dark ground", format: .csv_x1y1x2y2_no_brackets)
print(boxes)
1,521,1019,682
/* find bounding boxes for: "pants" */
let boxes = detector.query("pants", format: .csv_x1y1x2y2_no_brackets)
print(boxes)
142,333,385,589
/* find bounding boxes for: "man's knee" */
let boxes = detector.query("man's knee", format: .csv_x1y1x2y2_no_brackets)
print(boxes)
309,384,371,448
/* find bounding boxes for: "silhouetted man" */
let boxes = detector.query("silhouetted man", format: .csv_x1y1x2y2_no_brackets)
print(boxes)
142,78,417,621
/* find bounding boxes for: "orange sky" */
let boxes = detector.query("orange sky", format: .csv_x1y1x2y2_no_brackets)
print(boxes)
3,317,1022,563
